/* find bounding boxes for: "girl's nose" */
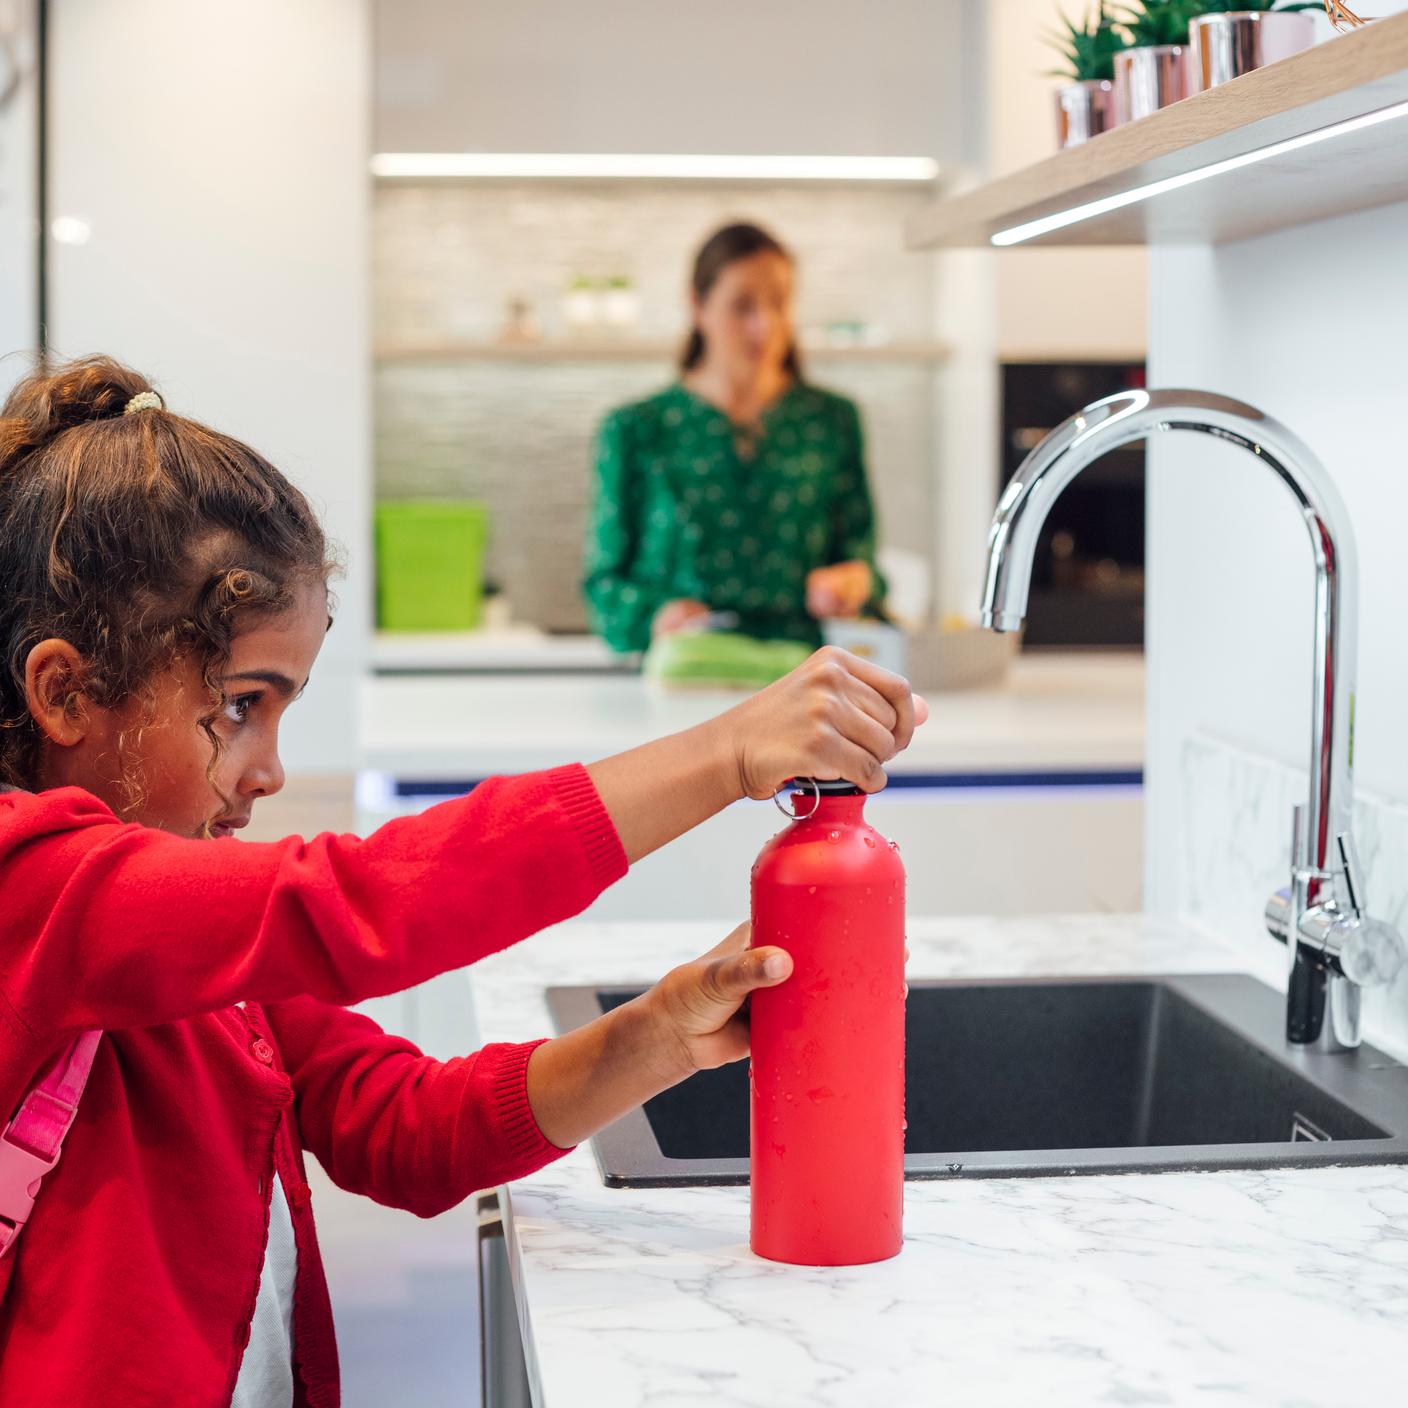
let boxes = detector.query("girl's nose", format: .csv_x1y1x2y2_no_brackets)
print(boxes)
242,752,286,801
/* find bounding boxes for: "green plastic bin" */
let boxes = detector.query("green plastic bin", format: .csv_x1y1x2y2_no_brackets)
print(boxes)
375,500,490,631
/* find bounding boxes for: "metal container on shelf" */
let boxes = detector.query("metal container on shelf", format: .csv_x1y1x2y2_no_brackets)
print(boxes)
1112,44,1191,124
1188,11,1316,91
1054,79,1116,148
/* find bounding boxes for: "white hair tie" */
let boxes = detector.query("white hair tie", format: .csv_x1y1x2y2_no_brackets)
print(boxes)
123,390,164,415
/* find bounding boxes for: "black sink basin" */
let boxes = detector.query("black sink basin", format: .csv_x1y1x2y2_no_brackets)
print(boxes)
546,973,1408,1186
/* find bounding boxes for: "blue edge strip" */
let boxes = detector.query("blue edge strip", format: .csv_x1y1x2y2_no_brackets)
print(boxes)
393,769,1145,799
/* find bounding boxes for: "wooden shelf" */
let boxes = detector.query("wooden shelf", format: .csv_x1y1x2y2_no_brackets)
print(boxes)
374,339,952,365
906,14,1408,249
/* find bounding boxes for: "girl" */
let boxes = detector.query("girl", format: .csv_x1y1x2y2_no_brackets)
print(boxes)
0,357,924,1407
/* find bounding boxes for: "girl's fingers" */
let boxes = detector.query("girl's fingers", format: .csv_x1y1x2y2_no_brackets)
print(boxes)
828,650,919,753
844,675,899,736
835,709,900,774
703,946,793,1008
831,738,888,793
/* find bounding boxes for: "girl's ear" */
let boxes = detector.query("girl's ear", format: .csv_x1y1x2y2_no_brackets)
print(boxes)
24,639,90,747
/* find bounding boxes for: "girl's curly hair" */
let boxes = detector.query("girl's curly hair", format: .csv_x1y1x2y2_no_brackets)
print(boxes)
0,355,336,816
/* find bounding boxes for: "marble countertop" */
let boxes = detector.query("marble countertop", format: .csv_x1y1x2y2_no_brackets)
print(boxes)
470,915,1408,1408
361,651,1144,780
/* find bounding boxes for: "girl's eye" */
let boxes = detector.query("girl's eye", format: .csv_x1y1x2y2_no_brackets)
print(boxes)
223,693,259,725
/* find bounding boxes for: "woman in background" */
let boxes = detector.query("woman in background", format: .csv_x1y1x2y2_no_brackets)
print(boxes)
583,222,885,653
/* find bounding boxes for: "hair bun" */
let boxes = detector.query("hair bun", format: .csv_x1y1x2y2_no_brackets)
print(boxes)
0,355,159,478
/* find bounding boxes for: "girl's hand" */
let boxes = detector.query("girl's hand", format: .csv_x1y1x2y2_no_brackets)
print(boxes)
720,645,928,798
525,923,790,1149
652,598,712,637
805,560,873,620
583,651,925,863
637,922,790,1078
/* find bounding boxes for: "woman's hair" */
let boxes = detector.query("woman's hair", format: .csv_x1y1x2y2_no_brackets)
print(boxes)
0,355,335,808
679,222,802,376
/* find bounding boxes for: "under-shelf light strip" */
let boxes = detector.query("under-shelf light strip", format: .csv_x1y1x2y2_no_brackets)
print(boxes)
991,97,1408,247
370,152,939,182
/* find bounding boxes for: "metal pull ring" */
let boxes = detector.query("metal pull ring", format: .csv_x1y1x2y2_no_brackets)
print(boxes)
772,777,821,821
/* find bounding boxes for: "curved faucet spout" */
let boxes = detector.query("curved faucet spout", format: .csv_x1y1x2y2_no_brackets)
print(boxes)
980,388,1387,1050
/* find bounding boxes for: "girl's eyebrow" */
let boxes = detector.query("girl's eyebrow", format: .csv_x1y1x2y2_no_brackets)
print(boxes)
221,669,304,699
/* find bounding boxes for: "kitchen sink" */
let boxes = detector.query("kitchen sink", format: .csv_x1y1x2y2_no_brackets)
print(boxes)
546,974,1408,1186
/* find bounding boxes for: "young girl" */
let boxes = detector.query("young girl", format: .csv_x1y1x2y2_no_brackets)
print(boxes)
0,358,924,1407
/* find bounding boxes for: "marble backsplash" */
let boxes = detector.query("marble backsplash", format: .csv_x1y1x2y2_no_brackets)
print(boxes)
1179,732,1408,1057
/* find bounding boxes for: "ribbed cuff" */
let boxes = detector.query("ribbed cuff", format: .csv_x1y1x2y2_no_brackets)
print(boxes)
488,1037,574,1165
547,763,628,891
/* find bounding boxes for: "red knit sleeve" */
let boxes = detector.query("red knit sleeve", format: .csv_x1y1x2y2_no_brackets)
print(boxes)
267,997,566,1215
0,766,626,1040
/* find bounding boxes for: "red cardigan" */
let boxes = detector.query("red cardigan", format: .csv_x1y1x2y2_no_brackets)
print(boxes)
0,765,626,1408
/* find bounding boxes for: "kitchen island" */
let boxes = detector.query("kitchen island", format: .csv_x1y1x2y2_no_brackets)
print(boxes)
470,914,1408,1408
362,649,1142,782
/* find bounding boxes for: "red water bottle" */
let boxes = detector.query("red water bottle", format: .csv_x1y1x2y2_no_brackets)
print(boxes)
749,778,906,1265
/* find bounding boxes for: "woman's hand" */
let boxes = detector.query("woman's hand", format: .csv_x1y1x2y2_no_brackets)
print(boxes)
652,598,712,637
806,560,872,620
720,645,928,798
524,923,790,1149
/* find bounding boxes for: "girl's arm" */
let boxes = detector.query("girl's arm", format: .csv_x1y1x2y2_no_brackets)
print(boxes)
0,648,922,1038
267,924,793,1214
266,997,564,1216
0,765,624,1039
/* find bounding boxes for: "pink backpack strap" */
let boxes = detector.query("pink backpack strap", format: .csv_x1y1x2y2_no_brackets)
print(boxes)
0,1031,101,1259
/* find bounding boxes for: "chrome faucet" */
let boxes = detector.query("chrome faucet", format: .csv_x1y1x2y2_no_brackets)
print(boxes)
979,388,1405,1051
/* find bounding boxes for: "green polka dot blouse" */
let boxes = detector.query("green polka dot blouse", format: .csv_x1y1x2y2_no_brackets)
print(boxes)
583,381,884,653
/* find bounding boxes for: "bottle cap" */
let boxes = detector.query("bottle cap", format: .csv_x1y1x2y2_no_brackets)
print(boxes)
793,778,864,796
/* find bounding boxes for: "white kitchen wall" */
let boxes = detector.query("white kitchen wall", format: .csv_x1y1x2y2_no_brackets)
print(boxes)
0,0,38,400
45,0,371,774
375,0,971,163
1145,194,1408,1052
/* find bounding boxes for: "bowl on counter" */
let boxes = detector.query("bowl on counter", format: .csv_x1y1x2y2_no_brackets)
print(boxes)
823,619,1021,693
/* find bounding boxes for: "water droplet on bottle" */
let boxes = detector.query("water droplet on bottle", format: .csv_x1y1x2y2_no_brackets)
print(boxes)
827,830,840,844
888,839,900,852
863,835,876,848
807,885,816,895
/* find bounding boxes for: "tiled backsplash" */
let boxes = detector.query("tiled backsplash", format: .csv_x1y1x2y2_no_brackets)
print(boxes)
1179,733,1408,1057
374,182,941,631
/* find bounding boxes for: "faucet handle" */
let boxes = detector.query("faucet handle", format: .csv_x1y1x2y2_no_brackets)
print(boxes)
1331,916,1407,989
1336,832,1366,917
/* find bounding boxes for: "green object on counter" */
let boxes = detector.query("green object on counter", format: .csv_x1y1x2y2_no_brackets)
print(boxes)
375,500,489,631
644,631,811,690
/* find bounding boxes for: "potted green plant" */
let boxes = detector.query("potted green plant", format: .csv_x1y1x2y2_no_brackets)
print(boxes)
1045,4,1128,148
1187,2,1321,91
1112,1,1196,123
